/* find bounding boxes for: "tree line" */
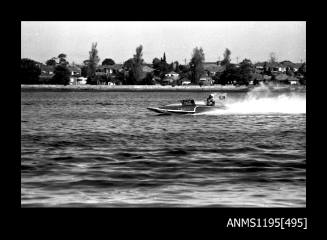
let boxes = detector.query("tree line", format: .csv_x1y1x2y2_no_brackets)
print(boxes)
21,43,306,86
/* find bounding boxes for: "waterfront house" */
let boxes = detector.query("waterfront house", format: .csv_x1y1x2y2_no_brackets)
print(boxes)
68,66,81,85
96,64,123,76
203,62,226,76
95,64,124,85
199,74,213,86
287,76,300,85
76,77,87,85
265,62,284,73
164,71,179,80
180,78,191,85
176,77,191,85
68,65,81,76
254,62,266,73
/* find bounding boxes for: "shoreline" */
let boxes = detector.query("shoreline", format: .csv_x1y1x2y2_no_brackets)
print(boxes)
21,84,306,92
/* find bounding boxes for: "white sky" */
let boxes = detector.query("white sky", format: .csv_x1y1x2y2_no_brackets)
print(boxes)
21,21,306,64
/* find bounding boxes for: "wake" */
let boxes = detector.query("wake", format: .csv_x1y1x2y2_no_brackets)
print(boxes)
198,85,306,115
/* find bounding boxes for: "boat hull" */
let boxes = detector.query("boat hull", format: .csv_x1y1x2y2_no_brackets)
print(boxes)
147,105,225,114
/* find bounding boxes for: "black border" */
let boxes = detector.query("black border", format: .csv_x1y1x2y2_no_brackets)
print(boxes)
15,4,316,233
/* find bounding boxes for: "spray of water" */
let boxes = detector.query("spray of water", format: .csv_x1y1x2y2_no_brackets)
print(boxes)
199,84,306,115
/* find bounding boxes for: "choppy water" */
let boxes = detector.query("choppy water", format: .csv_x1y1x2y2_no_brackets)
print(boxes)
21,89,306,207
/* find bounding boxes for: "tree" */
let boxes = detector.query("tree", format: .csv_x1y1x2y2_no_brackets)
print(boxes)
81,66,88,77
219,64,241,85
130,45,144,84
123,58,134,70
21,58,41,84
298,62,306,76
238,59,254,85
152,57,162,76
163,52,166,62
286,67,295,76
46,58,57,66
102,58,115,66
190,47,205,84
173,61,180,72
263,61,271,75
221,48,231,66
58,53,67,59
87,42,100,83
52,64,71,85
58,53,68,65
298,62,306,85
269,52,277,63
152,58,161,67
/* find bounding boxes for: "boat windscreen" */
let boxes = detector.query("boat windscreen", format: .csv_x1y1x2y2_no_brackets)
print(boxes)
181,99,196,106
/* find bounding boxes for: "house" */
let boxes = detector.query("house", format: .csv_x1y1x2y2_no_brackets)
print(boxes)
177,77,191,85
68,66,81,76
164,71,179,80
255,62,286,73
96,64,123,76
76,77,87,85
266,62,285,73
68,66,81,85
288,76,300,85
94,64,124,85
199,76,213,86
280,60,294,70
254,62,266,73
203,62,226,76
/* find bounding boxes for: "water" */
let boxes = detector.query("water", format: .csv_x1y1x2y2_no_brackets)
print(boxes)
21,89,306,207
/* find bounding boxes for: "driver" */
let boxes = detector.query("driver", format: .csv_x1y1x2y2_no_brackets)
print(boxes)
206,94,215,106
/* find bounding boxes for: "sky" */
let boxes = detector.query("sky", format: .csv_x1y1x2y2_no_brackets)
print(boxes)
21,21,306,65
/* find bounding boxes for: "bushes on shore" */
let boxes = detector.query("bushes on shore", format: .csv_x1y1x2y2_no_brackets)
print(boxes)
52,65,71,85
21,58,41,84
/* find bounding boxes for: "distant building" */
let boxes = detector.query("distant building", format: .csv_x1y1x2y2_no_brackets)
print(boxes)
199,75,213,86
178,77,191,85
68,66,81,85
203,62,226,76
288,76,300,85
76,77,87,85
96,64,123,76
164,71,179,80
68,66,81,76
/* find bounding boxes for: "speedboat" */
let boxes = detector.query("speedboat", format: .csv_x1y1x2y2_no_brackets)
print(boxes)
147,93,227,114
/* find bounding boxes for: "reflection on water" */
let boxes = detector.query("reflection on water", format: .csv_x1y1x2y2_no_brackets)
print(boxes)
21,91,306,207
